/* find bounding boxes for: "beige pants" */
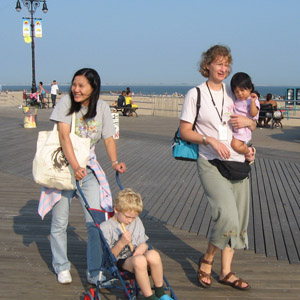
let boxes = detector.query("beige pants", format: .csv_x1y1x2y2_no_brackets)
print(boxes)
197,158,250,250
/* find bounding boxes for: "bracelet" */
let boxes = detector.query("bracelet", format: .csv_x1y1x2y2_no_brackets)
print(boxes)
111,160,119,165
203,136,208,145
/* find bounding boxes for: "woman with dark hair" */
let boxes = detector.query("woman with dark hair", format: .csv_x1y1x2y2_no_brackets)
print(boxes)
180,45,256,290
38,68,126,285
38,81,47,108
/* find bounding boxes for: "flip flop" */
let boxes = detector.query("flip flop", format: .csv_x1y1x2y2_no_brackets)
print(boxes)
219,272,250,291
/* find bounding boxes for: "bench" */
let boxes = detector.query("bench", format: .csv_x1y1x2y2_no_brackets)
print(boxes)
258,104,283,129
259,104,273,119
110,105,138,117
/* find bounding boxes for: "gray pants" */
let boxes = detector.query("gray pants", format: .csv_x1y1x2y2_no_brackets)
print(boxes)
51,94,57,107
197,158,250,250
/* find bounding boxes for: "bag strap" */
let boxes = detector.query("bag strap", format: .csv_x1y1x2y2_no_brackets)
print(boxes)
192,87,201,131
71,112,76,134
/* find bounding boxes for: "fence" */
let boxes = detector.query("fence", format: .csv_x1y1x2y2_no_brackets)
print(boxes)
102,95,184,118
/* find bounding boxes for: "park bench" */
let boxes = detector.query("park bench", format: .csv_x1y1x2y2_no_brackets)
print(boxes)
259,103,283,129
110,105,138,117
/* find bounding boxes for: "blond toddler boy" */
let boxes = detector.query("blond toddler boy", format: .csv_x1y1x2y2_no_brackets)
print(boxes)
100,188,174,300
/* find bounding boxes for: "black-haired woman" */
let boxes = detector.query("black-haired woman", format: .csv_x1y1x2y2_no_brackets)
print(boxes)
38,68,126,284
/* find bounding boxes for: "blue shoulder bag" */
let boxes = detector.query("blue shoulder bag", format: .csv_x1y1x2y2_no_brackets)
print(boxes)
172,87,201,161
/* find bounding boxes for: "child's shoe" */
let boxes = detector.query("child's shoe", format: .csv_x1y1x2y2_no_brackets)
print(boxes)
158,295,174,300
245,146,256,165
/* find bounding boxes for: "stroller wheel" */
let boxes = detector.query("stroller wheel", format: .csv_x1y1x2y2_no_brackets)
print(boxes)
84,291,93,300
124,282,134,299
84,288,100,300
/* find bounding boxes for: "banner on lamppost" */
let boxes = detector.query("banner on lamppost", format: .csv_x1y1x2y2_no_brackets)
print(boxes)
23,18,30,37
35,19,42,38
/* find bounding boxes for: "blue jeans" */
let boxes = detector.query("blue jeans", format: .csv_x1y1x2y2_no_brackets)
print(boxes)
51,94,57,107
50,167,104,276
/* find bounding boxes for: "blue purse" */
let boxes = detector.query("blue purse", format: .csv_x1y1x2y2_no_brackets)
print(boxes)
172,87,201,161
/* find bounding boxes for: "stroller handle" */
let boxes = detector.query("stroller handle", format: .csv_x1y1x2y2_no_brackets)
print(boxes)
115,171,124,191
76,180,89,207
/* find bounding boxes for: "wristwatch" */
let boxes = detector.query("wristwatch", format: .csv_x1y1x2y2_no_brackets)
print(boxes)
203,136,207,145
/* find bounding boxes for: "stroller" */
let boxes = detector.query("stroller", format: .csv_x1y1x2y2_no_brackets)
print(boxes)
76,173,178,300
271,109,284,129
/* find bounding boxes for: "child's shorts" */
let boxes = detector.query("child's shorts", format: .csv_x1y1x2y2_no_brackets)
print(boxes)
116,258,127,272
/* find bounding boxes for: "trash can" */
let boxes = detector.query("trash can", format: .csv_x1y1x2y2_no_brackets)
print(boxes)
23,106,37,128
111,112,119,139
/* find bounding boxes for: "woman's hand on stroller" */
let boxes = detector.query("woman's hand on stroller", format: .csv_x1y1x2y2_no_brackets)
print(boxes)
112,161,127,173
74,166,87,180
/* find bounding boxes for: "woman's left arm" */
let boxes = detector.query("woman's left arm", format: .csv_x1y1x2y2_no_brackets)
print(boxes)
230,115,256,131
104,136,126,173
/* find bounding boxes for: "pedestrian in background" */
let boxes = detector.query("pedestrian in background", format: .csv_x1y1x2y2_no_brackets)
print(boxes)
51,80,59,108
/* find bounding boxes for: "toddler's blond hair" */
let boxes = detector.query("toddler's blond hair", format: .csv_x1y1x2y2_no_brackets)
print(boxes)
114,188,143,214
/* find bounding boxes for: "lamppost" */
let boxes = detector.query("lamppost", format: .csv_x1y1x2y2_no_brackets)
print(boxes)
15,0,48,93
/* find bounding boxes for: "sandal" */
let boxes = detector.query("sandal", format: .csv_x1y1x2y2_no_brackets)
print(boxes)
197,256,213,288
219,272,250,290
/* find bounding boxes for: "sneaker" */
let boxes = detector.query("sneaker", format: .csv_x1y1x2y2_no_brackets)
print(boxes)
57,270,72,284
158,295,174,300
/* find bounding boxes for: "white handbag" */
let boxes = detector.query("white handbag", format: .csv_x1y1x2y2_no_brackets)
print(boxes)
32,113,90,190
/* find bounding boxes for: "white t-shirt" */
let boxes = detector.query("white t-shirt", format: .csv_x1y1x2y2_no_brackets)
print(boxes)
51,84,59,95
101,217,149,260
180,82,244,162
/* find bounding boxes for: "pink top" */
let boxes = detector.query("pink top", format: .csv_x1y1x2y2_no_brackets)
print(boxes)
233,97,260,142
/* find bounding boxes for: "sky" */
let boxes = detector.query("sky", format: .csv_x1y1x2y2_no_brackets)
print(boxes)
1,0,300,86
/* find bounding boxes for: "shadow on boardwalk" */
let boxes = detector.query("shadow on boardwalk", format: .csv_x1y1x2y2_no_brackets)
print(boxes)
0,107,299,299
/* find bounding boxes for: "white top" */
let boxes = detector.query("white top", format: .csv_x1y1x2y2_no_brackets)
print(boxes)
50,84,59,95
180,82,245,162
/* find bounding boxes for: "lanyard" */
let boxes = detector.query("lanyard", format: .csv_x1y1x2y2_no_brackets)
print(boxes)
206,82,224,123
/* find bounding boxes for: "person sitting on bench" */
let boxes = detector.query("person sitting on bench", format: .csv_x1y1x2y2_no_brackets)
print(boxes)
117,91,126,108
125,92,138,116
263,93,277,127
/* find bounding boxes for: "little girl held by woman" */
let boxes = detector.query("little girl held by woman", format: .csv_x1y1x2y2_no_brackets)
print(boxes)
230,72,260,164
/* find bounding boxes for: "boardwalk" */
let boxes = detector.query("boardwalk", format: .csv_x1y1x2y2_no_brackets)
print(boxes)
0,107,300,300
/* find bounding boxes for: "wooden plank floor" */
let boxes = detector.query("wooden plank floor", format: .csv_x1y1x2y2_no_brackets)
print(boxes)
0,107,300,299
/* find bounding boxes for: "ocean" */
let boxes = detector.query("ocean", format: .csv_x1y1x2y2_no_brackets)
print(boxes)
1,84,299,99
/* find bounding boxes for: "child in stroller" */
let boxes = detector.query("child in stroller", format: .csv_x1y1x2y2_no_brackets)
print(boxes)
100,188,174,300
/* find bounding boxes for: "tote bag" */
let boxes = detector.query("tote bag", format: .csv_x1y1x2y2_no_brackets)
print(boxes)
32,113,90,190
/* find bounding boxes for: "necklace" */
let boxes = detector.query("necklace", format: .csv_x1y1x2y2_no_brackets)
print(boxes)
206,81,225,124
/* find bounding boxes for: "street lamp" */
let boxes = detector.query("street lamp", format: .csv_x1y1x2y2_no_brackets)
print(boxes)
15,0,48,93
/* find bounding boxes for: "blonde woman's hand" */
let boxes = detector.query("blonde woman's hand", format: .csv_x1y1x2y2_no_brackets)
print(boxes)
74,167,87,181
208,137,231,160
230,114,251,129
